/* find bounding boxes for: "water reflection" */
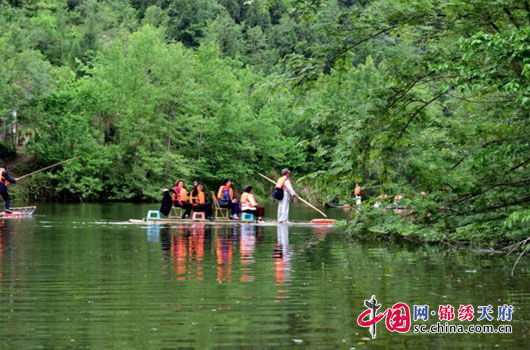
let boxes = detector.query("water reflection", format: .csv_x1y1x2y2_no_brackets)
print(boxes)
189,224,205,281
0,206,527,350
157,224,279,285
0,220,8,285
273,225,291,288
239,225,264,283
146,223,160,242
215,227,234,283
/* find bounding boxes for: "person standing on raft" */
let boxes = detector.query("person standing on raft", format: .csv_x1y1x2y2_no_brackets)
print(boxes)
0,164,17,214
276,168,296,223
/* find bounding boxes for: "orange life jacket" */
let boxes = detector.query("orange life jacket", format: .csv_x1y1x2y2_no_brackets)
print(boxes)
240,192,249,205
172,187,188,203
276,176,287,189
180,188,188,202
354,186,361,196
190,190,205,205
0,172,8,186
217,186,233,201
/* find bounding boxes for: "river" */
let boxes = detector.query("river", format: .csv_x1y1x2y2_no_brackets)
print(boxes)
0,203,528,349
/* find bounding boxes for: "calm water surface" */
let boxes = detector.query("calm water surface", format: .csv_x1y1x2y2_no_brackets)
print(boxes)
0,203,528,349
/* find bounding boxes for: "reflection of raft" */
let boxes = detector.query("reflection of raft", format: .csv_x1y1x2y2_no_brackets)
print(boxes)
128,217,337,228
0,206,37,218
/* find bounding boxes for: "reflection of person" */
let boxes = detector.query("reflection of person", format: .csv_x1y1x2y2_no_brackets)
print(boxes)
276,168,296,223
0,165,17,213
240,186,265,221
0,219,8,283
240,225,256,282
216,233,233,283
273,225,291,286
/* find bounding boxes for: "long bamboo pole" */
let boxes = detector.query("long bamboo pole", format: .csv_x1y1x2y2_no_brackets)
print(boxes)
258,172,327,218
16,156,82,181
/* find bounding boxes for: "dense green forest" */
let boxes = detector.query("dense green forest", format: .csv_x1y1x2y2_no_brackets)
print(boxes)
0,0,528,245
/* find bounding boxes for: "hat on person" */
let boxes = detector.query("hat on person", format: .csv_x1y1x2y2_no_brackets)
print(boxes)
281,168,290,175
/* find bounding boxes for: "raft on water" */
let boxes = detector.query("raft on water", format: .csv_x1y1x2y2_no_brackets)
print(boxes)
0,206,37,218
128,217,337,228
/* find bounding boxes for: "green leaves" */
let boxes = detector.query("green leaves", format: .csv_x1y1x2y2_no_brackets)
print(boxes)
19,24,298,200
283,0,530,245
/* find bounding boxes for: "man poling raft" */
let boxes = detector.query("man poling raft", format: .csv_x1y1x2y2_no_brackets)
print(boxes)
0,156,81,215
0,164,17,213
275,168,296,223
258,172,334,225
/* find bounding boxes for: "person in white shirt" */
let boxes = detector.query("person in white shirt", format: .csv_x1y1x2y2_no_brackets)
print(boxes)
276,168,296,223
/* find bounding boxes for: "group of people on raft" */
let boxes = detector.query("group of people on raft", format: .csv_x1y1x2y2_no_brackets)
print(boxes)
2,162,298,223
167,168,296,223
169,178,266,221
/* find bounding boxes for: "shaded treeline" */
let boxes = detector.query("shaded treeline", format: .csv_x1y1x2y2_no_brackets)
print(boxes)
0,0,528,245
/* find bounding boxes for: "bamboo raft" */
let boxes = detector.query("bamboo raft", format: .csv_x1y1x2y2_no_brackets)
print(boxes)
128,217,337,228
0,206,37,218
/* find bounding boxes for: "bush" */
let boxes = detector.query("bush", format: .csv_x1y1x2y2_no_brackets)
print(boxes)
0,141,16,161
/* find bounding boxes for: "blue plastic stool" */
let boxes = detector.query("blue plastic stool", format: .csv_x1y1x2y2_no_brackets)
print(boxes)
147,210,161,220
241,212,254,221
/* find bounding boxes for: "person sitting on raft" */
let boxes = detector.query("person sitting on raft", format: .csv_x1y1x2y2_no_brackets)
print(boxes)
0,164,17,214
172,180,192,219
217,178,241,220
240,186,265,222
189,182,214,221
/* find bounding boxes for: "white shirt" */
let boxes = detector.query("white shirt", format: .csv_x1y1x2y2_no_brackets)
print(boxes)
283,178,296,197
242,193,258,211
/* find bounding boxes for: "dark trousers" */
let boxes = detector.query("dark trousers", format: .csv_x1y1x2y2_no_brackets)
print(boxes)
243,206,265,218
0,189,10,210
193,202,213,218
219,200,240,215
175,202,192,217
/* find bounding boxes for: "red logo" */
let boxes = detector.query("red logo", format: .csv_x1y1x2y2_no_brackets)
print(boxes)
357,295,411,339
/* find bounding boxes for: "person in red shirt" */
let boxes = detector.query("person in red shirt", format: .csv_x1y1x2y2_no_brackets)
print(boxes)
172,180,192,218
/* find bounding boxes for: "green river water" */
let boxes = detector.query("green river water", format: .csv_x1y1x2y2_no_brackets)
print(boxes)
0,203,528,349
